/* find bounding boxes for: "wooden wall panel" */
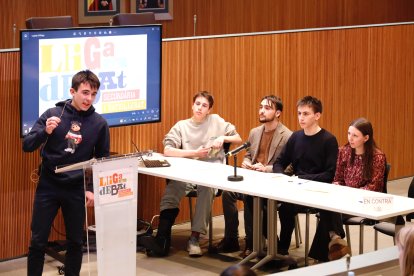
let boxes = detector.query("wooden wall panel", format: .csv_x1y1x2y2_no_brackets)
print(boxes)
2,0,414,49
1,1,78,49
0,50,33,259
1,23,414,259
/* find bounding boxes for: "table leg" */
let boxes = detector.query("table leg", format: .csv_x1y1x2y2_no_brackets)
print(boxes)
251,199,277,269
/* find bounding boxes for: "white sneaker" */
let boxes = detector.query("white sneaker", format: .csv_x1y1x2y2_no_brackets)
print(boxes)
187,236,202,257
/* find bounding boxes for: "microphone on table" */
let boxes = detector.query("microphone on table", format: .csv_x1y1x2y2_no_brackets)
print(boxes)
227,142,250,182
225,142,251,157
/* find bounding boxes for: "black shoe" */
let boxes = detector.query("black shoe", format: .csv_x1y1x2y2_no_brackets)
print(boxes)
137,235,169,257
211,238,240,253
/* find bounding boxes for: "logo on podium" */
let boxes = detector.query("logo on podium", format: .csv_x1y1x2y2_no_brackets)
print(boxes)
98,168,135,205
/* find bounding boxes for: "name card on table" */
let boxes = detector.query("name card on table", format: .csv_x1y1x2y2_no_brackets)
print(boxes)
361,196,394,211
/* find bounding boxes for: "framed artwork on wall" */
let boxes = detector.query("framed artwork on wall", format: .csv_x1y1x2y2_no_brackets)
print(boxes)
79,0,127,24
131,0,173,20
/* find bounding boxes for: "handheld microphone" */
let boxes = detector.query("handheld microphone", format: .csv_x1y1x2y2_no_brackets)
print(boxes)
225,142,251,157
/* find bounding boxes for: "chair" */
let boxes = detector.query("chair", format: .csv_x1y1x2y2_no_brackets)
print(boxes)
294,207,318,266
293,212,303,248
343,163,391,255
25,16,73,29
111,12,156,26
406,178,414,222
373,176,414,249
186,142,231,252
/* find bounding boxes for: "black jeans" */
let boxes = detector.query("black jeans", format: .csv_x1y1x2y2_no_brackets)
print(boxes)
308,209,345,261
28,176,85,276
222,192,252,247
278,202,345,262
244,195,268,250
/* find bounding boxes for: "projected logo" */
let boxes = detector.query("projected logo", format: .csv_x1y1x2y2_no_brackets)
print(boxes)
38,35,148,116
98,168,135,204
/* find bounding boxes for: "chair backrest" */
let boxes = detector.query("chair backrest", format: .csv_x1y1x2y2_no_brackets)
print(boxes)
112,12,156,26
25,16,73,29
382,163,391,194
408,177,414,198
406,177,414,221
223,142,231,165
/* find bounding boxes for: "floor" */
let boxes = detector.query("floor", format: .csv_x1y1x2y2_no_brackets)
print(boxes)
0,177,412,276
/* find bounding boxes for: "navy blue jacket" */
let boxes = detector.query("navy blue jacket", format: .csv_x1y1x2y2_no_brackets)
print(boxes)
23,100,110,186
273,129,338,183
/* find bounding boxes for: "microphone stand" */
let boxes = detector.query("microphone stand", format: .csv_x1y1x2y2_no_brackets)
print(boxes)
228,155,243,181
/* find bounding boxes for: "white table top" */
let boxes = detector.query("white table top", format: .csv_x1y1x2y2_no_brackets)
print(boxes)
138,156,414,221
277,246,399,276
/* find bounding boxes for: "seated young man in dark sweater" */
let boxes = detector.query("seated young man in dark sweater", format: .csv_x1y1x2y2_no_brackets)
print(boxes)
273,96,350,262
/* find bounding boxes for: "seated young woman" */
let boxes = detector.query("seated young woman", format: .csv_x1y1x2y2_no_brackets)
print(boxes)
333,117,386,192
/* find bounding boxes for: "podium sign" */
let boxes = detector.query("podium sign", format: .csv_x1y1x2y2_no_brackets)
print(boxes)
92,157,138,276
97,167,135,205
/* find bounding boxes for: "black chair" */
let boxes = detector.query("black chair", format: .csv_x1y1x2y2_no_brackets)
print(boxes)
185,142,231,252
25,16,73,29
293,213,303,248
407,179,414,222
294,207,318,266
373,176,414,249
342,163,391,255
111,12,156,26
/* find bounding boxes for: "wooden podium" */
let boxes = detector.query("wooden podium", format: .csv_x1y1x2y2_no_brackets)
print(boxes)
56,154,139,276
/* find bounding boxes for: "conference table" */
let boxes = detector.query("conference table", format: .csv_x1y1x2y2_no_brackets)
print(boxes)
137,155,414,269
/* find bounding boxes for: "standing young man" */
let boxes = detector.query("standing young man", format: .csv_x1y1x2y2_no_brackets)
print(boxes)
273,96,350,262
23,70,110,276
213,95,292,257
138,91,242,257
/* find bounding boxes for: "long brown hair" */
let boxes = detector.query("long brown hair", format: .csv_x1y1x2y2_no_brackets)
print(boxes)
349,117,378,181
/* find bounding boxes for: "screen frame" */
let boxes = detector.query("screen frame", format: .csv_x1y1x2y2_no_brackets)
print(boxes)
19,24,162,137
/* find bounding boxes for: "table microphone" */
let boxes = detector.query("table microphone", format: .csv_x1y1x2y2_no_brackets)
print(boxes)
225,142,251,157
227,142,250,181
